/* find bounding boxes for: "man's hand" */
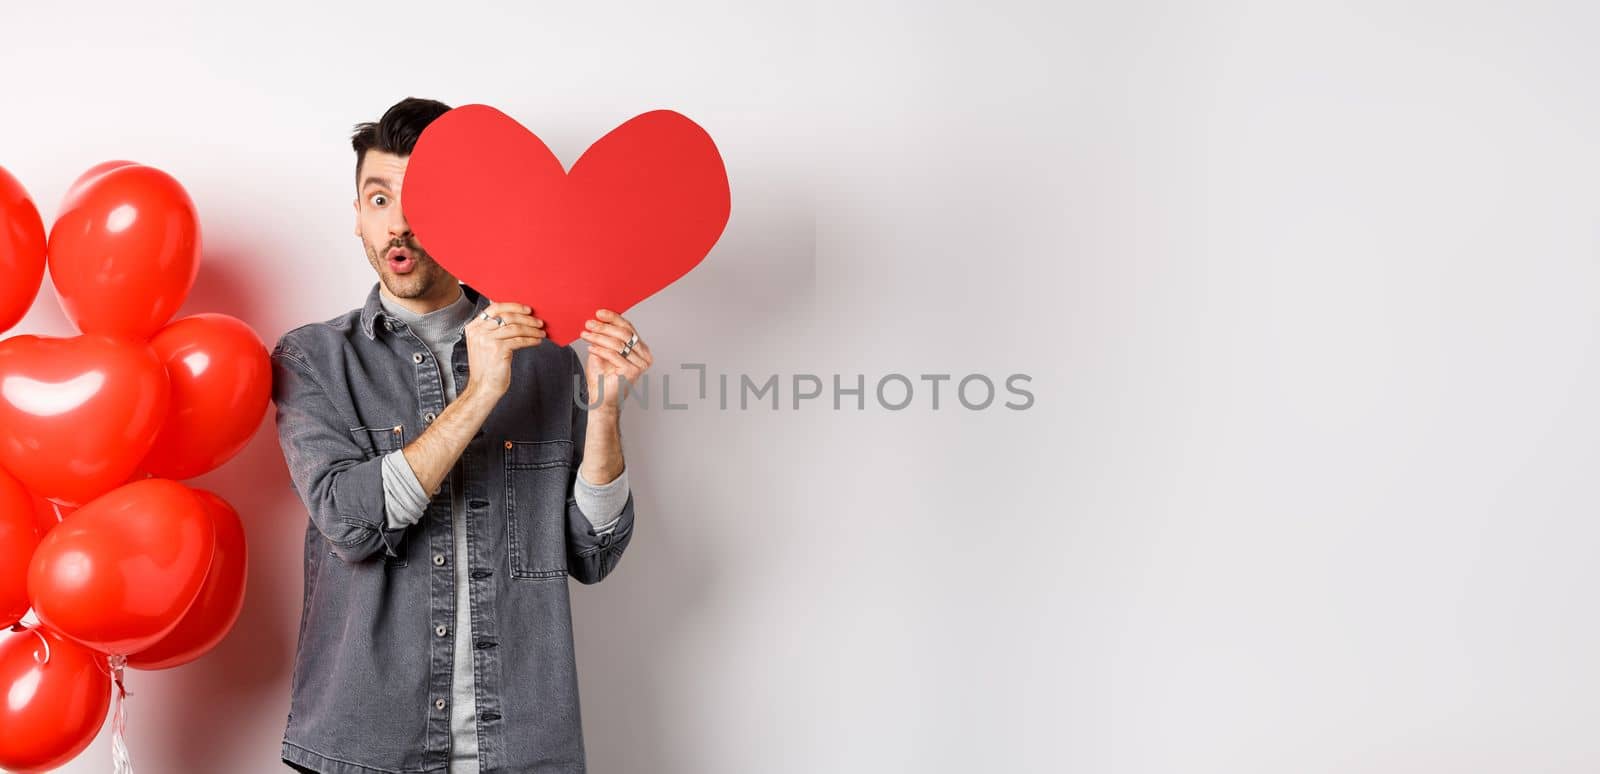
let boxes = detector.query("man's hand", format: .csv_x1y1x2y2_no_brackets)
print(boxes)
462,302,547,400
578,308,651,414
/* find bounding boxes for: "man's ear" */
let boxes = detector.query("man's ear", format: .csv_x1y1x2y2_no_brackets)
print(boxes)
352,197,360,237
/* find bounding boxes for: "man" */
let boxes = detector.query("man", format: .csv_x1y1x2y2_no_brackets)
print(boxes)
272,96,650,774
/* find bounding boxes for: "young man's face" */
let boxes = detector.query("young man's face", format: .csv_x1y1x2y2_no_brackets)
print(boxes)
354,149,453,299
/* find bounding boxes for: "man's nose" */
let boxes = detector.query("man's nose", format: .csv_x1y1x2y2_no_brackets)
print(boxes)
388,208,412,239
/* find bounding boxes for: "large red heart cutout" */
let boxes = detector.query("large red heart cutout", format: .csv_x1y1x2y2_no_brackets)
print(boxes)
403,105,730,346
0,334,170,506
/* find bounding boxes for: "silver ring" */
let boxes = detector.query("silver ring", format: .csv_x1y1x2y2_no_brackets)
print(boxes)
620,332,638,357
479,311,503,327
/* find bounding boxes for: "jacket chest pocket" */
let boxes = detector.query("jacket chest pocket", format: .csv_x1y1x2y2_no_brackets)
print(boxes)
503,438,573,580
336,423,409,568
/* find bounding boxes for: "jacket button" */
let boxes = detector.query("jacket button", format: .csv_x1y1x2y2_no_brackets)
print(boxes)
435,698,447,711
412,352,425,364
432,554,446,566
424,411,436,423
435,624,448,637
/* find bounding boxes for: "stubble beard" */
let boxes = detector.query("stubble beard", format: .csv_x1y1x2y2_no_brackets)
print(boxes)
365,239,441,299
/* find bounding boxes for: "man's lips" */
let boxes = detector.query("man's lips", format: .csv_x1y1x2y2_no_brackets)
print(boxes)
386,247,420,275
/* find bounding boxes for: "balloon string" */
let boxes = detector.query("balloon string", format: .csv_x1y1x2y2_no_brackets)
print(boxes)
109,654,135,774
8,620,50,665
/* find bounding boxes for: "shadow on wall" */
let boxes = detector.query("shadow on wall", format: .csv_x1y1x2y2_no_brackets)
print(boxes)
50,250,311,772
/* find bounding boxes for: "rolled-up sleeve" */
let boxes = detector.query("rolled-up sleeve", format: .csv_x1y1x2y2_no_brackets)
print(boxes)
564,345,636,584
272,342,409,563
382,448,432,529
574,466,628,534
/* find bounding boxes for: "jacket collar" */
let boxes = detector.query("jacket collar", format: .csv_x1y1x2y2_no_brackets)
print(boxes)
360,280,492,340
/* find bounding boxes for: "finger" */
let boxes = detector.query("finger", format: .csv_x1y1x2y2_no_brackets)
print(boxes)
592,311,647,360
494,311,545,327
475,311,544,329
580,331,649,369
606,331,650,366
596,308,634,331
486,302,534,316
473,316,542,333
474,317,542,333
488,323,546,341
584,319,635,343
587,343,641,378
579,329,629,353
620,347,648,370
629,338,652,366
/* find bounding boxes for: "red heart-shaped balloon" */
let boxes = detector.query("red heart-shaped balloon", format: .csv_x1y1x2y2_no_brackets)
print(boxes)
404,105,730,345
125,487,247,670
27,478,214,655
0,334,170,506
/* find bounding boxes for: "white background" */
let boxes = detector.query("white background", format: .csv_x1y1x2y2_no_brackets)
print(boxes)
3,1,1599,772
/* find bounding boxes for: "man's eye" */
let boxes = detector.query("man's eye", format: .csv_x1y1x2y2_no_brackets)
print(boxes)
371,194,388,206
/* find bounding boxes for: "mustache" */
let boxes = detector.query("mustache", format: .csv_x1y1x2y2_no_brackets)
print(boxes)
383,239,427,256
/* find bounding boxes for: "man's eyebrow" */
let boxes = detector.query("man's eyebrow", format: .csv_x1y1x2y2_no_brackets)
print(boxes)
361,175,393,191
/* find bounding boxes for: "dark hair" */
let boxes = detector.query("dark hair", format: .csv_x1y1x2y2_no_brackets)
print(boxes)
350,97,453,183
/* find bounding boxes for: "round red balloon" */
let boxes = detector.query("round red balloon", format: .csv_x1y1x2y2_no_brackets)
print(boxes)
28,478,215,655
0,626,110,773
139,313,272,480
0,165,46,336
0,467,40,628
128,488,248,670
47,162,200,339
58,159,139,214
0,333,170,506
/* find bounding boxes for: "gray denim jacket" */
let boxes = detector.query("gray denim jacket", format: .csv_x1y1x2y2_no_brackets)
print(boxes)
270,281,636,774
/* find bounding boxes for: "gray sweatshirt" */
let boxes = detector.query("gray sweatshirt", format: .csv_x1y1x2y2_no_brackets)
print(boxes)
376,285,627,773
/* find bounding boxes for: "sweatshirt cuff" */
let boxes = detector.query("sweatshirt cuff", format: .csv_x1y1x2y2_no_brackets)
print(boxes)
574,466,628,534
381,448,431,530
